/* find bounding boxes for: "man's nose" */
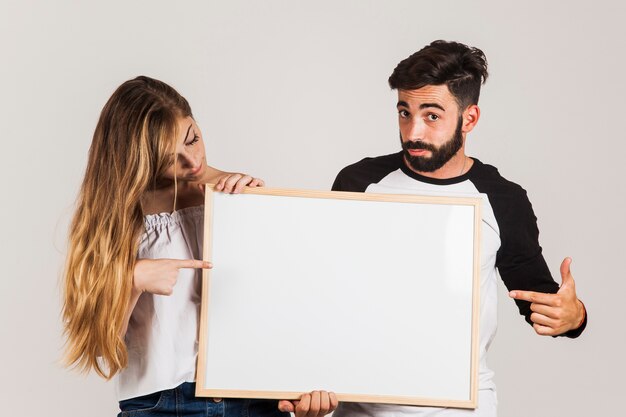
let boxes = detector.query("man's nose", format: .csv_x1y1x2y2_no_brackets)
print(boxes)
405,119,426,142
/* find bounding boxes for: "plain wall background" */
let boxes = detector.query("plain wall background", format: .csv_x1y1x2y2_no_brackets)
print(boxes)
1,1,624,416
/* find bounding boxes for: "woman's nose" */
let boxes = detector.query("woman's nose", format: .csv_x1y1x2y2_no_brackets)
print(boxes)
178,152,200,169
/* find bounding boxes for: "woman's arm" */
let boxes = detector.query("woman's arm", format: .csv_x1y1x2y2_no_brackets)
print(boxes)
120,286,143,338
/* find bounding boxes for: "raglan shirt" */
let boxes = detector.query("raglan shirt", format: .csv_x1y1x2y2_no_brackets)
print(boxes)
331,152,586,417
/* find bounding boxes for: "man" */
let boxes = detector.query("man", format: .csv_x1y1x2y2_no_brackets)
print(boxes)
331,40,587,416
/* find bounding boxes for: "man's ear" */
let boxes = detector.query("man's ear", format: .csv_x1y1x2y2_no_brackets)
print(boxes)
462,104,480,134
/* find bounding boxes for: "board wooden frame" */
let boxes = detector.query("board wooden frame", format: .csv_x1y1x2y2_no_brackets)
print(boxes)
196,185,481,408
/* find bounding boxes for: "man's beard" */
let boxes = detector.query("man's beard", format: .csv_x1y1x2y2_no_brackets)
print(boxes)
401,117,464,173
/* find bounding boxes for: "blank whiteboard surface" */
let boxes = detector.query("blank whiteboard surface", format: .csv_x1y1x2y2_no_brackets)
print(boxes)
198,188,480,407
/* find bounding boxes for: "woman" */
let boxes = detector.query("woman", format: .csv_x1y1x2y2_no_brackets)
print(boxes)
63,76,336,417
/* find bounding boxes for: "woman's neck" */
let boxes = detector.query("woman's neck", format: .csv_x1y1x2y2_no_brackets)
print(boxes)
141,180,205,215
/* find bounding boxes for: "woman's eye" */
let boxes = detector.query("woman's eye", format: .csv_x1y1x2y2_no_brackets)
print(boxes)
427,114,439,121
186,135,199,146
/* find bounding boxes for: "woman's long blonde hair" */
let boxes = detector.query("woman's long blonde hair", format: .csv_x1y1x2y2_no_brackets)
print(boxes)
63,76,192,379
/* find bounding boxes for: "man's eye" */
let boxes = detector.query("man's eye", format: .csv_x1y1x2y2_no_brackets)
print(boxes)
398,110,410,118
427,114,439,121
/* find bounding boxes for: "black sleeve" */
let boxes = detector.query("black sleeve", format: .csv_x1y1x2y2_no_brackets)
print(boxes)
471,167,586,338
331,166,357,192
332,152,403,192
495,189,556,314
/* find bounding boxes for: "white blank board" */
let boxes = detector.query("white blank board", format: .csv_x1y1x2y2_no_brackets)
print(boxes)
197,187,481,408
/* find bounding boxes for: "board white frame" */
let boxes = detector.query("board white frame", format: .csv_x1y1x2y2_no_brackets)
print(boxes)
196,186,481,408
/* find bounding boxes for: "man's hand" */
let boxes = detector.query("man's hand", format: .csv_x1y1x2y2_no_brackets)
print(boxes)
278,391,338,417
509,257,585,336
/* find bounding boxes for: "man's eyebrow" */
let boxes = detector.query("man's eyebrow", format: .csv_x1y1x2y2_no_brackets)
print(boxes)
419,102,445,111
396,101,446,112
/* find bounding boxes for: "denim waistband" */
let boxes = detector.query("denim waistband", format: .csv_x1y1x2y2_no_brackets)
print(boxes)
118,382,289,417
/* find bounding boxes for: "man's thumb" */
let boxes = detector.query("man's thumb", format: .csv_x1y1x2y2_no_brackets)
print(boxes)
559,257,574,290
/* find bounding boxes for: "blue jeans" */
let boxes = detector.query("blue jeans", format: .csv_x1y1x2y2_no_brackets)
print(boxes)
118,382,290,417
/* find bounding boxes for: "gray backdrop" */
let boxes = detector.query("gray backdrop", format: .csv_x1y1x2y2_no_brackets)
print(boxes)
1,1,624,416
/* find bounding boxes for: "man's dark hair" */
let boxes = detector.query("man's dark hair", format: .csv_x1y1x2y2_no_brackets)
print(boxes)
388,40,488,110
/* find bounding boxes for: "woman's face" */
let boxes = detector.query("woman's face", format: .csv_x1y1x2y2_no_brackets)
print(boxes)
162,116,207,181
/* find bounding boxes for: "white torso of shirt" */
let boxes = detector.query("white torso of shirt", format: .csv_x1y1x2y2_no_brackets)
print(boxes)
334,170,501,417
115,205,204,401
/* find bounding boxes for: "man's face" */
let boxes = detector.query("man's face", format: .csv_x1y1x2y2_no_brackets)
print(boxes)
397,85,465,173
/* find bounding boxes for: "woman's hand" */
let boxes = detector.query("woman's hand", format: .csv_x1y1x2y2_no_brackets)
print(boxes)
121,258,211,337
133,258,212,296
278,391,338,417
198,165,264,193
212,172,265,193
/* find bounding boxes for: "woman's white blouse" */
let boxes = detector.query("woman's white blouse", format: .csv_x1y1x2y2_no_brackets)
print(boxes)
116,206,204,401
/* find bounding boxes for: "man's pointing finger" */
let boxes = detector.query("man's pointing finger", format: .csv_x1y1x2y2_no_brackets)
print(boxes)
509,290,559,306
